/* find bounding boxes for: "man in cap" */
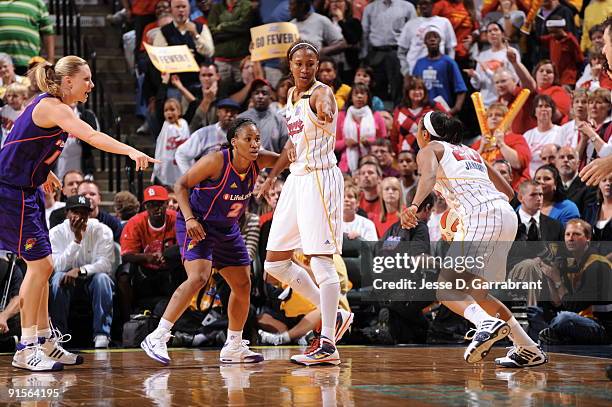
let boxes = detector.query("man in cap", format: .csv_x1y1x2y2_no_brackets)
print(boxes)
49,195,115,349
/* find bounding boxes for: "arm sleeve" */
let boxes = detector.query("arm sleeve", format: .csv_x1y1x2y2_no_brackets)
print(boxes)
195,24,215,57
153,31,169,47
374,112,387,140
175,132,200,174
360,7,371,59
83,225,114,275
451,60,468,93
363,219,379,241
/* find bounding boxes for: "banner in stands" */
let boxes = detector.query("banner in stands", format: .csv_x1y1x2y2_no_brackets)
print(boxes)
144,43,199,73
250,23,300,61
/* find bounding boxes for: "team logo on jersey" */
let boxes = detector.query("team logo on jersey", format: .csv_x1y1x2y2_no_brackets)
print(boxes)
223,192,252,201
230,182,238,189
56,139,65,148
287,119,304,138
24,238,37,251
187,240,197,250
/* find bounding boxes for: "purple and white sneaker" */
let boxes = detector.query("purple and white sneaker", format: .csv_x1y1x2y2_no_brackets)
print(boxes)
141,329,173,365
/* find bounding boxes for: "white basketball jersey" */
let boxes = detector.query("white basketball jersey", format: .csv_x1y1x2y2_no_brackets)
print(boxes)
285,81,337,175
433,140,508,215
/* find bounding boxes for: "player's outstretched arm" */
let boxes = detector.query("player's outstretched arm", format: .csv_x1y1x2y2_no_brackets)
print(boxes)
311,86,337,124
43,101,159,170
484,160,514,201
256,149,281,169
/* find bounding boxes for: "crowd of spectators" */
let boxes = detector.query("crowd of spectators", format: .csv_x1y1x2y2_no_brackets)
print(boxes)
0,0,610,349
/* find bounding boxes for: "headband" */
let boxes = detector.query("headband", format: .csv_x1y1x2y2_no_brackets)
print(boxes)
423,111,441,139
288,42,319,58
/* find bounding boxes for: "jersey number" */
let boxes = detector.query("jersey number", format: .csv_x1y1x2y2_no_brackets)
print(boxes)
227,203,243,218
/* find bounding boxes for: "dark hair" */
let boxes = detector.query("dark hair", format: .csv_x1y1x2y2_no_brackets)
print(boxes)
354,64,376,91
534,164,566,203
533,59,559,86
62,169,84,184
199,61,219,72
589,23,604,39
532,94,557,118
372,137,393,152
77,179,101,194
318,57,341,91
345,83,372,109
486,21,505,34
226,118,256,150
287,39,320,61
493,159,512,174
401,76,434,109
398,149,416,160
427,111,464,145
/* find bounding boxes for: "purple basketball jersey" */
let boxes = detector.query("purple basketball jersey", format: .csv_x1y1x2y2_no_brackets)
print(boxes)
0,93,68,188
190,149,259,226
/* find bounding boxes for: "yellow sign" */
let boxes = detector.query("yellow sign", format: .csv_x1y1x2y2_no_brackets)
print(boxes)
250,23,300,61
144,43,199,73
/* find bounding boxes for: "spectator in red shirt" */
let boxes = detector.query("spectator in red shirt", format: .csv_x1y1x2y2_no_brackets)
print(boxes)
122,0,159,58
540,17,584,87
371,176,404,237
471,102,531,190
494,67,537,135
117,186,180,322
532,60,571,122
140,1,172,52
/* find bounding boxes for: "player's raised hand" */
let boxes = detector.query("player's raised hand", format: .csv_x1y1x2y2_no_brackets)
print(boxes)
129,149,160,171
186,218,206,242
42,170,62,194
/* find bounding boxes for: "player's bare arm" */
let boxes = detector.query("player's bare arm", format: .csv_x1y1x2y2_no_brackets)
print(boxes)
256,149,281,169
257,140,293,199
310,86,336,123
35,98,158,171
174,151,225,242
484,160,515,201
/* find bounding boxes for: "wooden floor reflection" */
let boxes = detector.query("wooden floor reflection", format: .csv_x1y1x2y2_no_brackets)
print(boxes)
1,346,611,406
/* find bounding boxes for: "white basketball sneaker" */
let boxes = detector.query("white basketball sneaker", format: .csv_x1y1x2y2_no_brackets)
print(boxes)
495,345,548,368
464,317,511,363
12,343,63,372
141,329,173,365
39,330,84,366
219,340,264,364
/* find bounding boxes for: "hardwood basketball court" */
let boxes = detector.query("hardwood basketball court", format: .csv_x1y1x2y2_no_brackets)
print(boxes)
0,346,610,405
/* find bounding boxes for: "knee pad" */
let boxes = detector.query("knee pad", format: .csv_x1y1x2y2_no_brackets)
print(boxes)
310,256,339,287
264,260,294,284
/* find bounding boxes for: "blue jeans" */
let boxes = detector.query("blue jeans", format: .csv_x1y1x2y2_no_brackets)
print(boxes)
548,311,608,345
49,271,114,338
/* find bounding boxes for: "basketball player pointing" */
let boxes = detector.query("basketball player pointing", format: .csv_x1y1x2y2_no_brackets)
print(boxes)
402,112,548,368
258,40,353,366
0,56,157,371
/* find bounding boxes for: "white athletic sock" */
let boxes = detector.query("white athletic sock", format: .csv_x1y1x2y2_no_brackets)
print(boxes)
311,257,340,344
463,303,492,327
38,328,52,339
21,326,37,346
227,329,242,344
157,318,174,334
507,316,537,347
